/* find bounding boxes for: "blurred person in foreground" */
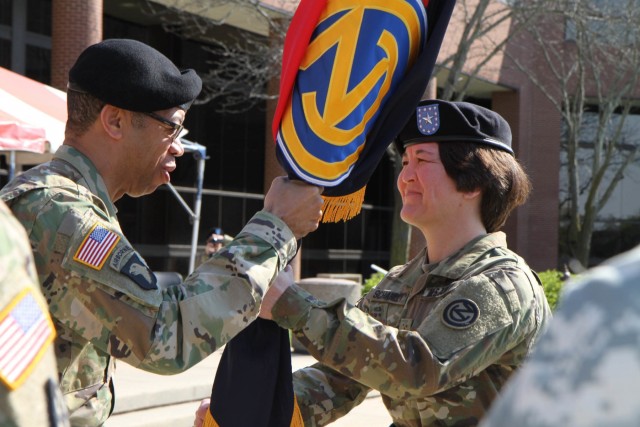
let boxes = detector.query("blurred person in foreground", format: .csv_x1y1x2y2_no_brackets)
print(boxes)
0,199,69,427
0,38,323,426
256,100,552,426
479,245,640,427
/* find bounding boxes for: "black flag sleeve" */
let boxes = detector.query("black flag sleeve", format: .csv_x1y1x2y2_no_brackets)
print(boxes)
205,319,303,427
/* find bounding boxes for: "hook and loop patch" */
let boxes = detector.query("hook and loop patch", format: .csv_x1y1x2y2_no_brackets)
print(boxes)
442,299,479,329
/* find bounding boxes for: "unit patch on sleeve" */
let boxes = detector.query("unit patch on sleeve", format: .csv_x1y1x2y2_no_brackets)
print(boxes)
442,298,479,329
73,223,120,270
121,253,157,291
0,288,55,390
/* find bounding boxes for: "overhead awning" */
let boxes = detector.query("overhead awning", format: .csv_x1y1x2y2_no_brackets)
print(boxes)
0,122,47,153
0,67,67,154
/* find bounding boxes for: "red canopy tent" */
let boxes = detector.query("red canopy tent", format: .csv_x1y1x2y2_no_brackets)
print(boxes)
0,66,67,179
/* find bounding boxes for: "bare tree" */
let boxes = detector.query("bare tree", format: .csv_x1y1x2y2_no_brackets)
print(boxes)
438,0,514,101
508,0,640,267
142,0,294,113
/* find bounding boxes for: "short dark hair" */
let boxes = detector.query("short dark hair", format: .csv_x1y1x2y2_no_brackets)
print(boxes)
65,90,105,136
66,91,148,137
438,142,531,232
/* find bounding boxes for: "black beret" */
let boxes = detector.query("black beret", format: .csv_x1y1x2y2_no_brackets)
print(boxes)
68,38,202,112
395,100,513,155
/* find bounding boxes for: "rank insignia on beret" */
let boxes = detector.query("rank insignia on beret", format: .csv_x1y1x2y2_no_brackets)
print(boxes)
121,253,157,290
417,104,440,136
73,223,121,270
0,288,55,390
442,299,479,329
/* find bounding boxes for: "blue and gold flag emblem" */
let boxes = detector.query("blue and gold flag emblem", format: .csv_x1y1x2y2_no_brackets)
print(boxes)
274,0,455,222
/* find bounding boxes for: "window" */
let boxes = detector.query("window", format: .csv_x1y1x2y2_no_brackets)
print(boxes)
0,0,11,26
26,0,51,36
0,38,9,68
0,0,51,77
565,0,640,45
25,44,50,83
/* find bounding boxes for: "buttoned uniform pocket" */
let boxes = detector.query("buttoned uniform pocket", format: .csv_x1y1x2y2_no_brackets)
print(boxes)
361,287,409,327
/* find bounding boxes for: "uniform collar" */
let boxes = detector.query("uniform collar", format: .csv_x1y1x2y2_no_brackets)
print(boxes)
54,145,118,217
424,232,508,280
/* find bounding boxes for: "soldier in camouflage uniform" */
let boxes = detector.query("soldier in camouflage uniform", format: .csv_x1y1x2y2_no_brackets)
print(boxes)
260,100,552,426
479,245,640,427
0,199,69,427
0,39,323,426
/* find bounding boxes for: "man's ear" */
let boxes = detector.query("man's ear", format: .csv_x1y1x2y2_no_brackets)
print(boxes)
100,105,126,141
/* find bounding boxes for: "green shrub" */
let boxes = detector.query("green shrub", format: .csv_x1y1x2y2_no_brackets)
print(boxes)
537,269,566,311
363,269,567,311
362,272,385,295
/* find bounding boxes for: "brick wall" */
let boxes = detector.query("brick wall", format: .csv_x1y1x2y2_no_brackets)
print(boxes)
495,88,560,271
51,0,103,90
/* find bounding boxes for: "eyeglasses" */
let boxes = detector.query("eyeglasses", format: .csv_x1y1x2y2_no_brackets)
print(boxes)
144,112,184,141
207,237,224,244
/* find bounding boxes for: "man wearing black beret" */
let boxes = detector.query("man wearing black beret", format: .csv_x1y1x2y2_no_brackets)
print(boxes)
257,99,552,426
0,38,324,426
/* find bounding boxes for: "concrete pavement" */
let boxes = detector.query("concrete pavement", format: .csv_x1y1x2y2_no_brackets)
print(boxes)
105,348,393,427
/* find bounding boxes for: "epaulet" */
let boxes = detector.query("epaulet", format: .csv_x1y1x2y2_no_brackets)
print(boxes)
1,168,93,205
459,251,519,282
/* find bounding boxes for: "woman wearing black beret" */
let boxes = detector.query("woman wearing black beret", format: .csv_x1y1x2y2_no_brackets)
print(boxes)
258,99,552,427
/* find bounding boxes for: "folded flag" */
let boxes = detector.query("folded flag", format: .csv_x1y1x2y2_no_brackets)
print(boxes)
273,0,456,222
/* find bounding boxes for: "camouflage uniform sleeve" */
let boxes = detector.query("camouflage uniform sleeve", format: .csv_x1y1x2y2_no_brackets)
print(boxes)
40,190,296,372
293,362,371,427
273,266,540,400
138,210,297,371
0,201,69,427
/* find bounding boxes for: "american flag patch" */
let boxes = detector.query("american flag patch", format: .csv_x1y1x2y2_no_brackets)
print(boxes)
0,288,55,389
73,223,120,270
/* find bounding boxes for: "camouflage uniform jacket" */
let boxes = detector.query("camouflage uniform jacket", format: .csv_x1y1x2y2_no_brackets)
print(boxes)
0,200,69,427
479,244,640,427
0,146,297,426
272,232,551,427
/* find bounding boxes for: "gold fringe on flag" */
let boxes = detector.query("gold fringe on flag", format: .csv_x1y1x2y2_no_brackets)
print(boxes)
291,396,305,427
203,411,217,427
202,396,304,427
321,186,366,223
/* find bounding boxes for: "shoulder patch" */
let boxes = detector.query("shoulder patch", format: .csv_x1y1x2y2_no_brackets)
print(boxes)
442,299,479,329
73,223,120,270
121,253,157,290
0,288,55,390
109,245,135,272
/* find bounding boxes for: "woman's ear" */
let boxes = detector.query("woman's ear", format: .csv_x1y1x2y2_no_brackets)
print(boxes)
100,104,125,141
463,188,482,200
